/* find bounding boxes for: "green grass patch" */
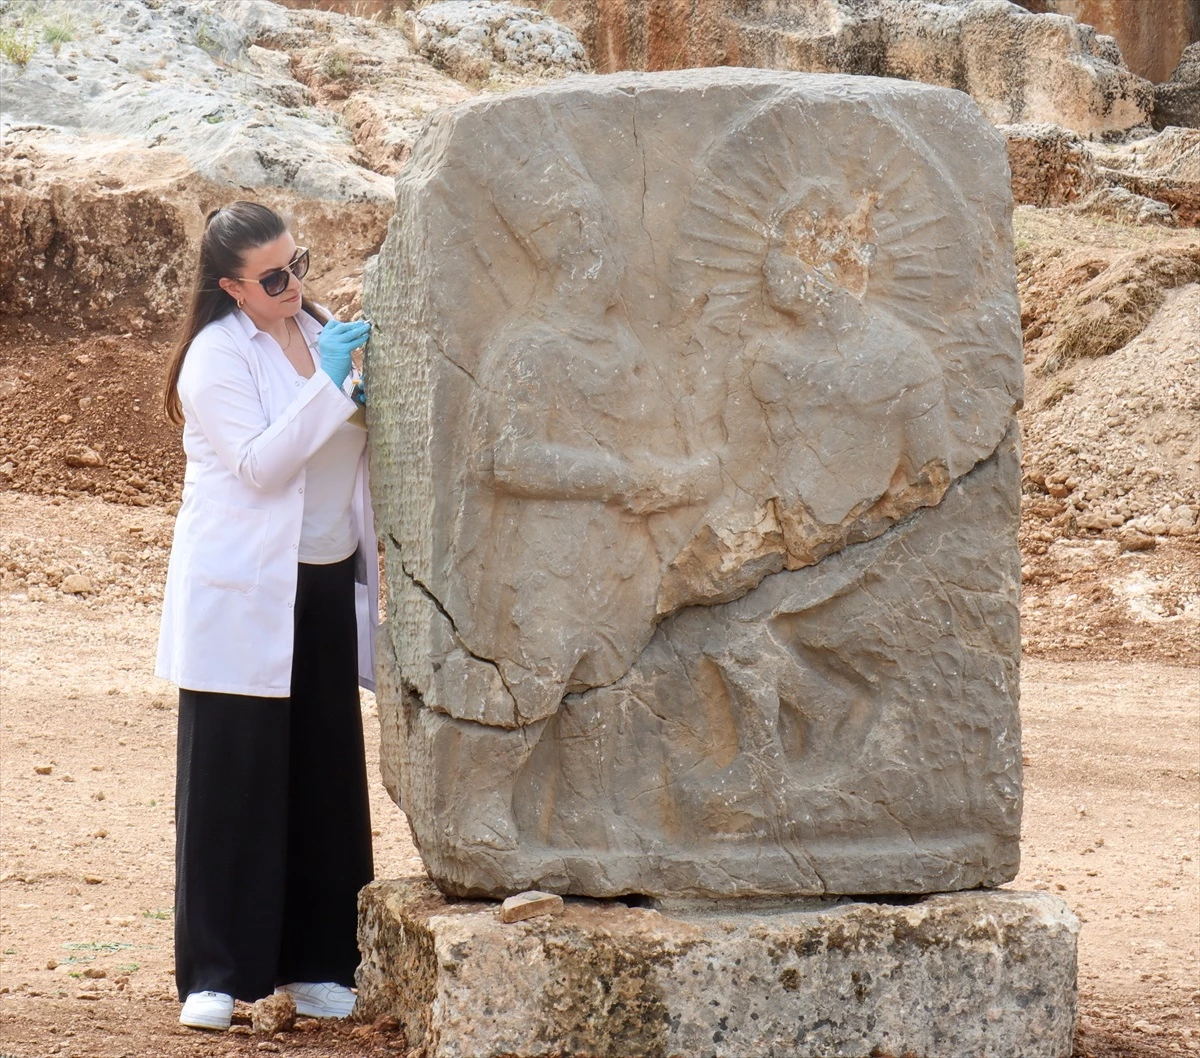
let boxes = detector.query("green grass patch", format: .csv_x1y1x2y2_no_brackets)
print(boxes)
43,16,74,54
0,28,36,66
62,940,133,953
321,50,352,81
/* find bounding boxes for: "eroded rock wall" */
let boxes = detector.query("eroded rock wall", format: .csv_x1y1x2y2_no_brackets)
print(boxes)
1016,0,1200,85
553,0,1152,136
365,69,1025,898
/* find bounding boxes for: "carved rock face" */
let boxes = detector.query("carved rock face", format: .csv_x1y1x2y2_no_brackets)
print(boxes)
365,69,1024,898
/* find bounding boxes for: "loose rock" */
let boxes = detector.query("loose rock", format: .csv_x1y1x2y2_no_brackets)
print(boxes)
63,448,103,469
499,891,564,923
251,992,296,1035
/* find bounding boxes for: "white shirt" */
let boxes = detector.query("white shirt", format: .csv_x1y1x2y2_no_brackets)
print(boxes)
299,418,367,563
156,308,379,697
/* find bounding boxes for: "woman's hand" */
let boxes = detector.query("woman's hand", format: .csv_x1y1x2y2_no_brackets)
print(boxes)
317,319,371,388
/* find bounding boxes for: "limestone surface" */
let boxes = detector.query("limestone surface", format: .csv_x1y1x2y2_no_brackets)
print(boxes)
1154,42,1200,132
1003,122,1200,223
364,69,1024,898
403,1,590,81
1019,0,1197,85
1004,124,1100,207
356,878,1080,1058
556,0,1153,135
0,0,391,203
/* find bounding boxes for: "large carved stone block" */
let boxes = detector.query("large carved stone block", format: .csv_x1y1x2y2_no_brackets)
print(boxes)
364,69,1024,898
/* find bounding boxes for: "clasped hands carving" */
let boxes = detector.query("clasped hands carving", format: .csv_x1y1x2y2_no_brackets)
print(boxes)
488,438,721,515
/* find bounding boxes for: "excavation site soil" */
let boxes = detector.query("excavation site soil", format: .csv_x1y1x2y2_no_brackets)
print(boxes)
1,202,1198,1058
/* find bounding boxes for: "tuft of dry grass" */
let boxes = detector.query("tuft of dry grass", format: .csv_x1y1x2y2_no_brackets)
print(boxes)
0,27,36,66
1032,245,1200,376
321,47,354,81
1037,373,1076,409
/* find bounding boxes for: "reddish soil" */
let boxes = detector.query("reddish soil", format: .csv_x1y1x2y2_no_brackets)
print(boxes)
1,215,1198,1058
0,454,1196,1058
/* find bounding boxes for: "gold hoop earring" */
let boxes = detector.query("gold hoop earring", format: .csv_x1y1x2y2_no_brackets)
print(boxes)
236,297,245,309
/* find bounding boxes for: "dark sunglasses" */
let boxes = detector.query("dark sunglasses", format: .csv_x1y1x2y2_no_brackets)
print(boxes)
234,248,310,297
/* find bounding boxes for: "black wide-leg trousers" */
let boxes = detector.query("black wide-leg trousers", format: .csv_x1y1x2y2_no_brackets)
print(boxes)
174,556,374,1002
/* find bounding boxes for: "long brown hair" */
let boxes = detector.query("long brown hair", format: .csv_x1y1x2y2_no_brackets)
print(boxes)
163,202,328,425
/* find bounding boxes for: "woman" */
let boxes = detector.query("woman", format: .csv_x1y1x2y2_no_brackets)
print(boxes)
156,202,378,1031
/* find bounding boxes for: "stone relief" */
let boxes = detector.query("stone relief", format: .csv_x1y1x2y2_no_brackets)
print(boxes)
364,70,1024,897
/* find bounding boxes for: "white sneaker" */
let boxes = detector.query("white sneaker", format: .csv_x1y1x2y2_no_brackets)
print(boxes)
276,981,357,1019
179,990,234,1030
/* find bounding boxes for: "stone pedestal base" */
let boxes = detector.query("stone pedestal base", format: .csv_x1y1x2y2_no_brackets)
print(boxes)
356,879,1078,1058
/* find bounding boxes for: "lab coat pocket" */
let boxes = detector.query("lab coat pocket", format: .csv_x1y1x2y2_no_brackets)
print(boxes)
190,499,269,594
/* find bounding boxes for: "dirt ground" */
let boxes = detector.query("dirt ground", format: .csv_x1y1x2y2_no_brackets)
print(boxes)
0,485,1196,1058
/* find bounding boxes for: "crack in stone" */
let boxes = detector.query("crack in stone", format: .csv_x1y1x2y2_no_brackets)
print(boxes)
389,425,1015,731
631,90,654,256
390,533,518,703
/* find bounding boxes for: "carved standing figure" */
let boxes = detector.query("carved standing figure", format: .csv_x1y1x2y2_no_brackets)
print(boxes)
436,155,716,851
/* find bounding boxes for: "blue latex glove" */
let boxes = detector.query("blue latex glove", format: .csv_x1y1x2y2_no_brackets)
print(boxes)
317,319,370,388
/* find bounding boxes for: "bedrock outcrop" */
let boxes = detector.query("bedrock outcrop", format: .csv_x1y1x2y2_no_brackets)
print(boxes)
554,0,1152,136
364,69,1024,899
1154,41,1200,132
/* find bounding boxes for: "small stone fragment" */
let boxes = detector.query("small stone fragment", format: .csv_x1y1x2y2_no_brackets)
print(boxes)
83,967,106,979
61,574,92,594
1116,529,1157,552
34,765,52,775
500,890,564,923
83,875,103,885
64,446,103,468
251,991,296,1034
46,959,57,970
1076,512,1109,531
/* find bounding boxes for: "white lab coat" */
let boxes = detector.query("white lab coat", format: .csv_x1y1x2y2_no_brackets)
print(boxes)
156,308,378,697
